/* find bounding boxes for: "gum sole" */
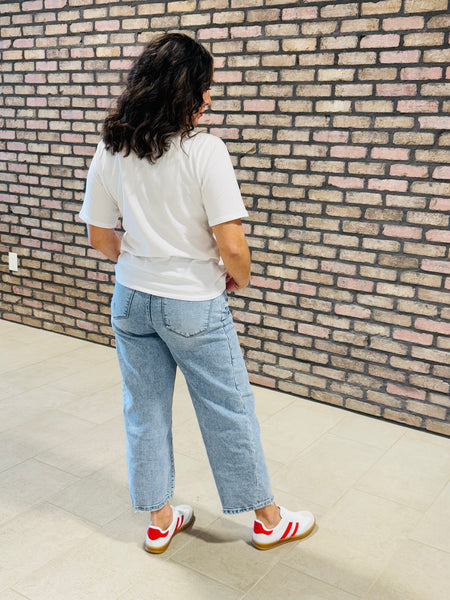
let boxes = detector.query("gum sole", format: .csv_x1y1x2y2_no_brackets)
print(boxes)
252,520,316,551
144,515,195,554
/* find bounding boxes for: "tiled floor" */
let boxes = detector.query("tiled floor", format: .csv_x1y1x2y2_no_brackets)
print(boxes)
0,319,449,600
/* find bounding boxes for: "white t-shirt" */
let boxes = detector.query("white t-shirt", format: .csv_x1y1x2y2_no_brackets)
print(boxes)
79,132,248,300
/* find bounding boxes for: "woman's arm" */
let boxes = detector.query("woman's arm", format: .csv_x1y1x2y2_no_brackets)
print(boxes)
212,219,250,290
87,224,122,263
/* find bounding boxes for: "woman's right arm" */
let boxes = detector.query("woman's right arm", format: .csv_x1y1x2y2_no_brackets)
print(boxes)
212,219,250,290
87,224,122,263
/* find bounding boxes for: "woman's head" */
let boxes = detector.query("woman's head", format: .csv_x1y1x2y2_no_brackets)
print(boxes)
102,33,213,162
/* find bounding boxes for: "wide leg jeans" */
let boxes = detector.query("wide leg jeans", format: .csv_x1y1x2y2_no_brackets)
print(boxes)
111,282,274,514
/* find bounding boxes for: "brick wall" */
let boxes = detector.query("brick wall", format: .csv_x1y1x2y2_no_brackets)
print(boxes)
1,0,449,436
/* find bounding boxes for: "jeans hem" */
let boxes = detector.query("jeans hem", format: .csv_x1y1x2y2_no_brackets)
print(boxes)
131,496,173,512
222,496,274,515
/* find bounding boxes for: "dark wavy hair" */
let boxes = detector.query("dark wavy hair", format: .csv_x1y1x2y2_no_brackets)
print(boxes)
102,33,213,162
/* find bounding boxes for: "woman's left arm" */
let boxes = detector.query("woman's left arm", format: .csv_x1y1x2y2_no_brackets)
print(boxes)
87,224,122,263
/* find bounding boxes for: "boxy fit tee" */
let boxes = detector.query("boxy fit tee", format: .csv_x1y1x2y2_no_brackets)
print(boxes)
79,132,248,300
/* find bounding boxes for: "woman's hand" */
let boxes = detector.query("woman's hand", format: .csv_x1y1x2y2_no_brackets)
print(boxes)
212,219,251,290
226,272,239,291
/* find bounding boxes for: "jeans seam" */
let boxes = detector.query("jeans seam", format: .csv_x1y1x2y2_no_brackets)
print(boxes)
222,496,275,515
221,319,246,414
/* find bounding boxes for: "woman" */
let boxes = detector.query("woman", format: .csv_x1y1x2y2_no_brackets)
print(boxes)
79,32,314,553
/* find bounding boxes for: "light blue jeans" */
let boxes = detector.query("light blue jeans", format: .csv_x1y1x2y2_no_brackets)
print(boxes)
111,281,274,514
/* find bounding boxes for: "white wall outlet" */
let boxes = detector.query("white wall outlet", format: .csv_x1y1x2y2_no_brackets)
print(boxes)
8,252,18,271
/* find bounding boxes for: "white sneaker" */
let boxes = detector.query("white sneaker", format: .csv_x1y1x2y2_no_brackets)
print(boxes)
144,504,194,554
252,506,315,550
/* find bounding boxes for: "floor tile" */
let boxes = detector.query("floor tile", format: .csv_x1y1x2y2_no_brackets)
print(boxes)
59,383,122,425
328,412,406,450
0,590,31,600
271,434,383,508
8,410,94,455
364,539,450,600
251,386,296,422
409,480,450,553
1,321,448,600
171,516,293,593
52,363,122,397
0,460,78,525
0,362,70,397
0,388,78,433
63,342,116,365
36,417,126,478
282,489,421,596
242,563,359,600
0,503,94,592
356,433,450,510
116,560,241,600
259,402,345,464
13,530,160,600
48,460,129,526
0,435,36,473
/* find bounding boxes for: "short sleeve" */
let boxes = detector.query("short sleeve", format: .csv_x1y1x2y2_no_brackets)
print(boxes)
200,136,248,227
79,142,120,229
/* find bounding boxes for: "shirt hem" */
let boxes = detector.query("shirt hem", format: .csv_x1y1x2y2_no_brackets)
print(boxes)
115,274,226,301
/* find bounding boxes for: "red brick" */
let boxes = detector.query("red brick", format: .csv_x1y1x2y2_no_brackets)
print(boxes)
400,67,442,80
421,259,450,275
282,7,318,20
415,318,450,336
329,176,364,189
337,277,374,293
298,323,331,339
397,100,439,113
360,34,400,48
426,230,450,243
36,61,57,71
390,164,428,178
376,83,416,96
386,383,426,402
95,20,120,32
393,329,433,345
383,226,422,240
231,26,262,38
250,276,281,290
198,28,228,40
368,179,408,192
284,282,317,296
371,147,409,161
419,116,450,129
432,166,450,180
335,304,371,319
383,16,424,30
430,198,450,211
45,0,66,6
380,50,420,63
244,100,276,112
23,0,43,10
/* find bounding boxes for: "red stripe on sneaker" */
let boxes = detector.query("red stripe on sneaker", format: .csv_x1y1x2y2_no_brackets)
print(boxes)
175,517,181,532
291,522,299,537
281,522,293,539
147,527,170,541
254,521,273,535
179,515,184,529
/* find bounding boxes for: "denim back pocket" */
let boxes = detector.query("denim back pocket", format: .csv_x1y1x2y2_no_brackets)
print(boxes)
161,297,213,337
111,282,136,320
